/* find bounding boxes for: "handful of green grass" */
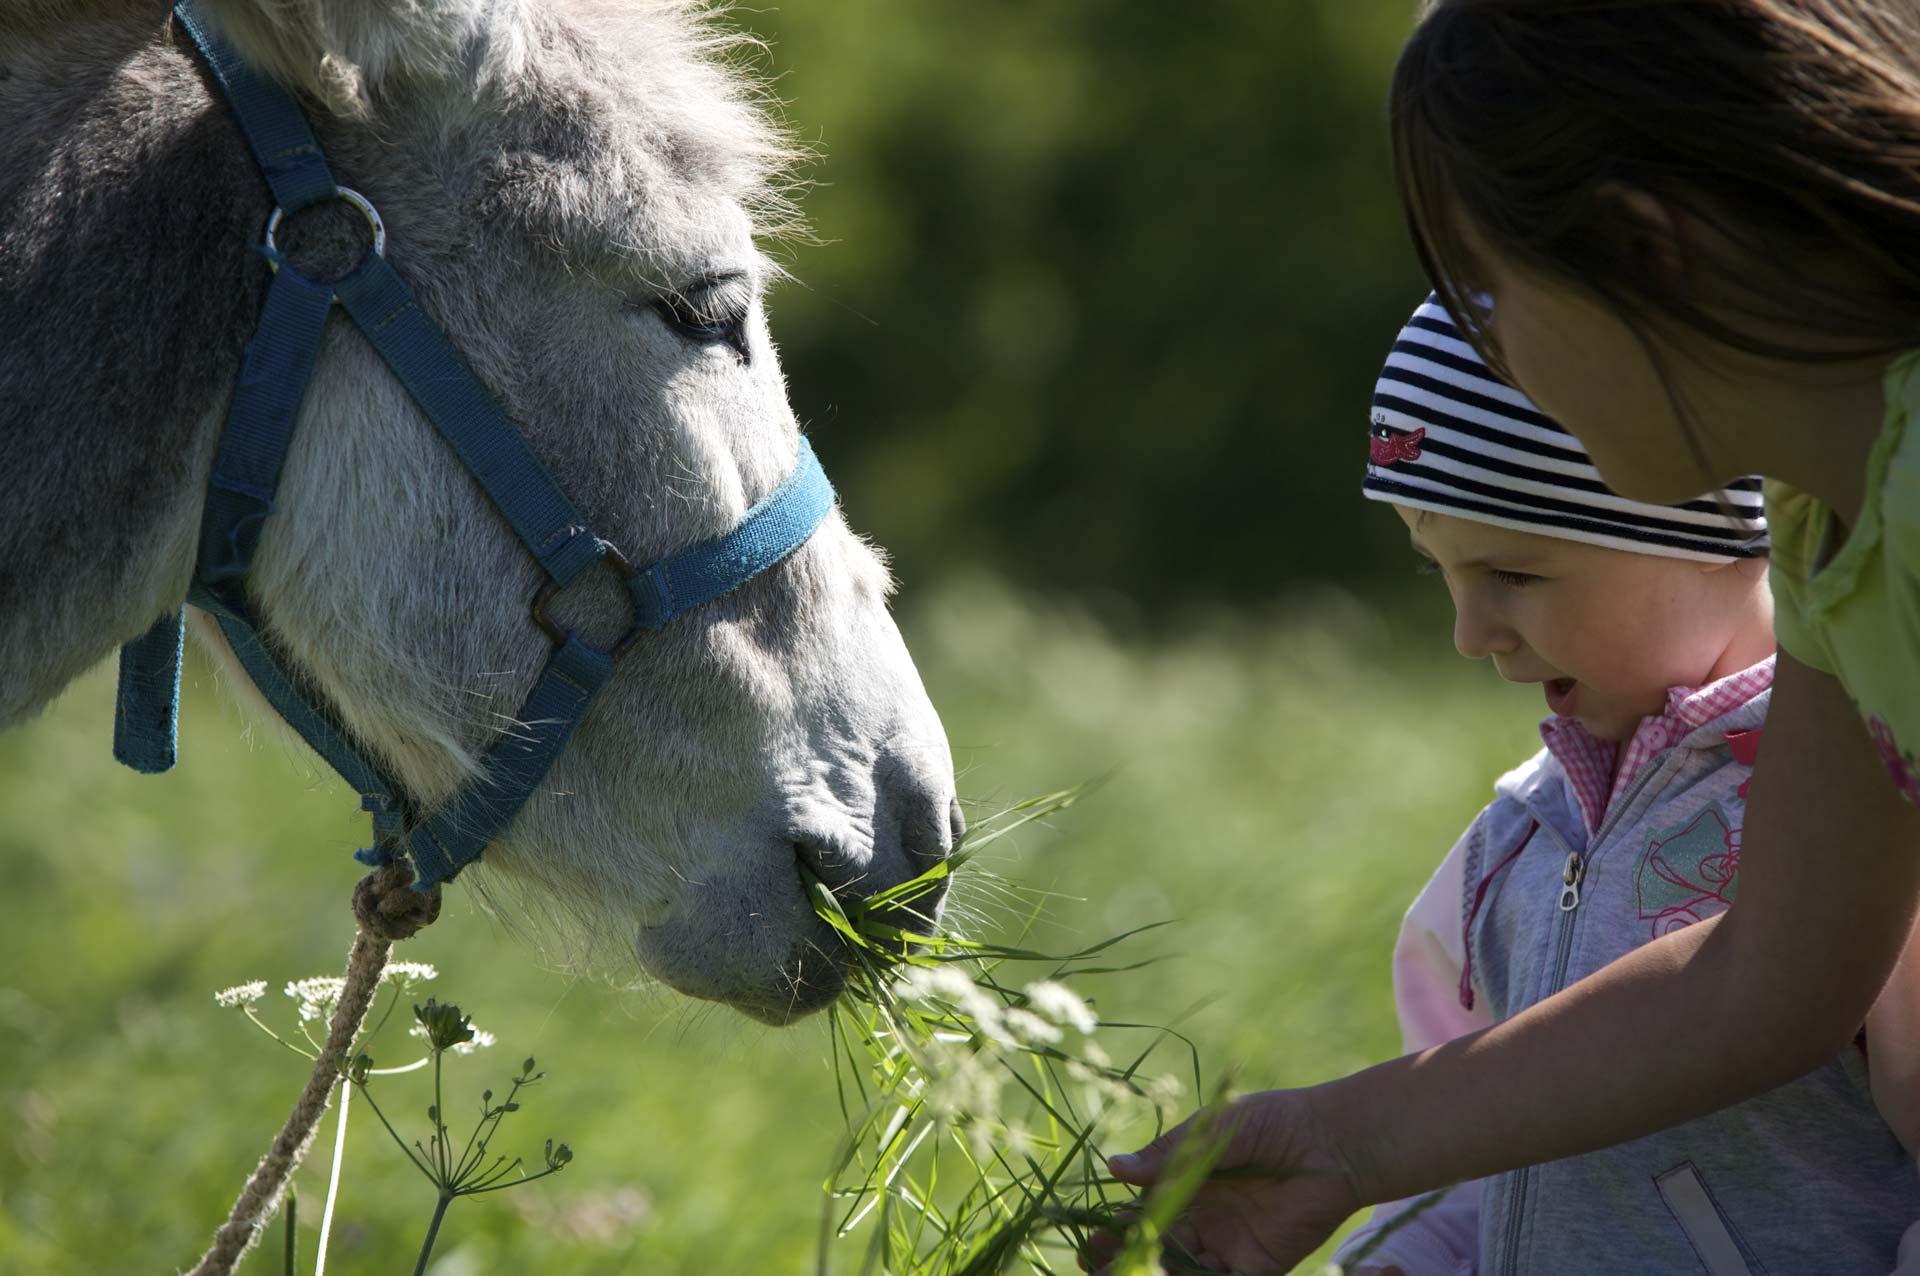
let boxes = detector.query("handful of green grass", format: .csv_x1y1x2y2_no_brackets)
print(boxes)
810,786,1231,1276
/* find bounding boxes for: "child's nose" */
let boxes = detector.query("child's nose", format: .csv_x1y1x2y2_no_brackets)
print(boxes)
1453,600,1519,661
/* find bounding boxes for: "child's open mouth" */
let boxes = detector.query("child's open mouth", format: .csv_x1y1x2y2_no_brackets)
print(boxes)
1544,678,1578,716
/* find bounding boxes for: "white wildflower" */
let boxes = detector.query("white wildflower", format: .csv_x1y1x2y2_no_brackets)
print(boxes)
1022,980,1097,1034
285,976,347,1022
381,960,438,987
898,964,979,1006
1002,1008,1064,1047
898,965,1012,1044
970,1004,1014,1047
1146,1072,1186,1114
214,981,267,1009
1064,1048,1134,1112
923,1050,1005,1123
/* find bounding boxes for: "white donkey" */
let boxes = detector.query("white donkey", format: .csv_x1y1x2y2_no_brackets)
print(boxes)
0,0,958,1024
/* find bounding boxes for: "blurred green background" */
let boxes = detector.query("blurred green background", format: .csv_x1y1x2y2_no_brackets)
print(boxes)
0,2,1552,1273
761,0,1427,613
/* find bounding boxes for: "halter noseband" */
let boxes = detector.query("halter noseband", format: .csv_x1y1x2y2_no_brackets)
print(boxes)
112,1,835,892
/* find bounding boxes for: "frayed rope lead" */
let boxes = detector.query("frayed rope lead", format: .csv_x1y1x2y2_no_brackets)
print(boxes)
186,861,441,1276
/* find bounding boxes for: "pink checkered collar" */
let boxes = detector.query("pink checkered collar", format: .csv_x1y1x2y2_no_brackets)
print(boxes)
1538,655,1776,837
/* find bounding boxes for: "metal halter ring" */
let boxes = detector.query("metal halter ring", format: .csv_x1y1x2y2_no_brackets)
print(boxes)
531,542,651,662
263,186,386,277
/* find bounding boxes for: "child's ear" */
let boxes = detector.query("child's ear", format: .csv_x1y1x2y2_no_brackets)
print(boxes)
187,0,496,116
1596,183,1688,286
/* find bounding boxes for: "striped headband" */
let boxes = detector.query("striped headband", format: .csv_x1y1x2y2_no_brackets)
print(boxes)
1361,296,1768,562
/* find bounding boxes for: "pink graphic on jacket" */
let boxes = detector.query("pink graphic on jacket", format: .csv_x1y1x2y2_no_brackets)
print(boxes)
1726,729,1761,800
1636,804,1741,938
1868,716,1920,806
1370,427,1425,466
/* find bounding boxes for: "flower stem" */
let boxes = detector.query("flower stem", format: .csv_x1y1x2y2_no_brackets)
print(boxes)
352,1084,436,1181
411,1192,453,1276
243,1007,318,1062
433,1054,448,1181
315,1078,350,1276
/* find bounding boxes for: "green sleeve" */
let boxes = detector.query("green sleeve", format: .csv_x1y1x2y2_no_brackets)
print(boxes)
1763,479,1839,676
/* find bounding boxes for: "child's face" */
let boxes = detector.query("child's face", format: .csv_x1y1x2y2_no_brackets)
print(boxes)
1397,507,1756,741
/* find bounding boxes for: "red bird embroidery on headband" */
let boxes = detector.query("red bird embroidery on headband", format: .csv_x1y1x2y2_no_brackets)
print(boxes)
1370,427,1425,466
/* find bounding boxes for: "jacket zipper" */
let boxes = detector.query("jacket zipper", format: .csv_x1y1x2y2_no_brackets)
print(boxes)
1495,756,1675,1276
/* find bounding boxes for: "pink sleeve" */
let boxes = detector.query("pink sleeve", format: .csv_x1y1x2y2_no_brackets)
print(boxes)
1334,829,1496,1273
1336,1187,1482,1275
1393,826,1496,1052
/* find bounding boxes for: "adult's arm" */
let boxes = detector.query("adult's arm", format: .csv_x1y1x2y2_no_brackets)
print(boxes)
1866,911,1920,1155
1325,649,1920,1201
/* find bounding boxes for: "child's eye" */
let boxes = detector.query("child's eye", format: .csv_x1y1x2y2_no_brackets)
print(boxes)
1491,569,1540,588
1414,557,1443,577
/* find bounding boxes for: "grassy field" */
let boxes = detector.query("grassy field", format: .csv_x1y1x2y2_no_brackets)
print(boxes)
0,578,1539,1275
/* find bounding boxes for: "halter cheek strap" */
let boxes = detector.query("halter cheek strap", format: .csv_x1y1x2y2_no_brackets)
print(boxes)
113,1,835,892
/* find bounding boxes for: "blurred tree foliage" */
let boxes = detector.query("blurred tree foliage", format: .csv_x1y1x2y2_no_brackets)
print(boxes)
741,0,1429,612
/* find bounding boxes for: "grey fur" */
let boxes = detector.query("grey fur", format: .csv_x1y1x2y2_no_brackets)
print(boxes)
0,0,954,1022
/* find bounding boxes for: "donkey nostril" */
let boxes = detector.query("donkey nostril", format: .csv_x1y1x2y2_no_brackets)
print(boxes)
898,800,956,864
793,833,866,894
948,798,966,846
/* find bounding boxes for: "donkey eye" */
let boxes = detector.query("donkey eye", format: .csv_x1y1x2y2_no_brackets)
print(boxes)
650,272,753,363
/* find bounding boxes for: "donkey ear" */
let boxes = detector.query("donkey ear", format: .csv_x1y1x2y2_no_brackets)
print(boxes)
188,0,494,115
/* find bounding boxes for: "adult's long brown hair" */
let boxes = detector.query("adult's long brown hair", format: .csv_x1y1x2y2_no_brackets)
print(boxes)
1392,0,1920,379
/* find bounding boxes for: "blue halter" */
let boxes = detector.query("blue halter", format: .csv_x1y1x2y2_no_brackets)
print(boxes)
112,1,836,893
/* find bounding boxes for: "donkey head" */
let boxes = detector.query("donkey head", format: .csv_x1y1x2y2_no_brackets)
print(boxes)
178,0,958,1021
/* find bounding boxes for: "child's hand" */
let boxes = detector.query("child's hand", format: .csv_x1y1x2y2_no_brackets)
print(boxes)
1085,1088,1361,1275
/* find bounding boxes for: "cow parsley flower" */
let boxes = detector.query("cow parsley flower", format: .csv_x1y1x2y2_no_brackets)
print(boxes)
214,981,267,1009
381,960,439,988
285,976,348,1022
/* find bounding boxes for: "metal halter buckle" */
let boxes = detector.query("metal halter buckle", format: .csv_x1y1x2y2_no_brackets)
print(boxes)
530,543,648,661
